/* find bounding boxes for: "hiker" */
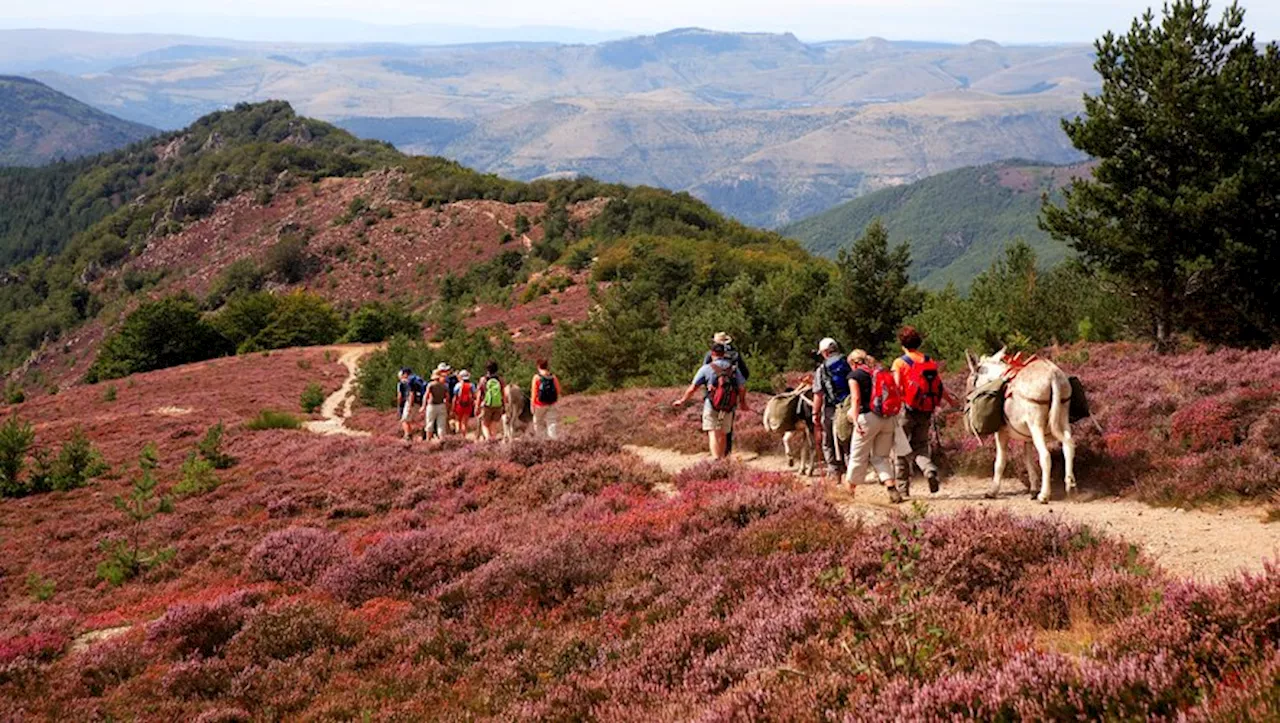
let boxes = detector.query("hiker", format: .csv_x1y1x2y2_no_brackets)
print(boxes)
673,343,750,460
812,337,852,478
395,367,426,441
530,359,563,440
422,367,450,442
442,363,460,432
452,370,477,440
701,332,750,454
475,360,506,441
891,326,955,495
843,350,903,502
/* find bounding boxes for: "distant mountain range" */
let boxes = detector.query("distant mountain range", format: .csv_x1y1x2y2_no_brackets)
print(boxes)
0,76,155,166
782,159,1094,289
0,27,1095,226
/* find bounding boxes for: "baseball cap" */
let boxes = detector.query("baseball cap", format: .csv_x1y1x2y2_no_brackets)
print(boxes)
459,370,470,381
819,338,839,353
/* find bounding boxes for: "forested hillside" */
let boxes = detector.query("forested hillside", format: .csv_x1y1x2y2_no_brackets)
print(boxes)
782,160,1093,288
0,76,155,167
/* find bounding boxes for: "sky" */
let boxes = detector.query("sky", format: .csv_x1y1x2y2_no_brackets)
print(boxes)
2,0,1278,44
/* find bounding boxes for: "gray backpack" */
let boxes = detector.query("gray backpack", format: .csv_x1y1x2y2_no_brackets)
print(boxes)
965,379,1007,436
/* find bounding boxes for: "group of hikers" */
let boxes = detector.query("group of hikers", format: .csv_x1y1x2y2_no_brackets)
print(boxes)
676,326,955,503
395,358,563,442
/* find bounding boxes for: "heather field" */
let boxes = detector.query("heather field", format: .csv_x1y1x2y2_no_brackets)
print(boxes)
1,343,1279,720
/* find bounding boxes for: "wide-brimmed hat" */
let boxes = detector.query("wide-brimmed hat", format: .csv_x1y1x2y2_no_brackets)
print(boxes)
435,362,452,373
712,331,733,345
459,370,471,381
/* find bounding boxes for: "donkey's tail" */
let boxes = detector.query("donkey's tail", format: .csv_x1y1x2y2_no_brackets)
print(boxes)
1048,376,1070,440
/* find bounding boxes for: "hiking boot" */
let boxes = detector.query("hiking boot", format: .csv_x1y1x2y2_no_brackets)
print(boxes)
887,486,904,504
927,470,940,494
899,479,911,498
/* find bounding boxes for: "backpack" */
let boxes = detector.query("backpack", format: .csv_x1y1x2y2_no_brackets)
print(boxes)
409,376,426,404
708,364,740,413
537,374,559,405
821,357,852,407
869,368,903,417
901,355,944,413
965,378,1006,436
482,377,504,408
456,382,474,409
1067,376,1090,423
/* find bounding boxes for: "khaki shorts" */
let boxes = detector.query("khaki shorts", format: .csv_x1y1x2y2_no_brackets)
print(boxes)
481,406,504,424
701,401,735,433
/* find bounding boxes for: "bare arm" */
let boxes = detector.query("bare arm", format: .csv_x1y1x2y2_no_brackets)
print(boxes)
673,382,701,407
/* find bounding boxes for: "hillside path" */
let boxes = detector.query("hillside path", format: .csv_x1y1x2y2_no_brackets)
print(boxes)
303,345,381,437
624,445,1280,583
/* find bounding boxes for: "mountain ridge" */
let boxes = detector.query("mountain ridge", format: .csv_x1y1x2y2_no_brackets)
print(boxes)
0,75,156,166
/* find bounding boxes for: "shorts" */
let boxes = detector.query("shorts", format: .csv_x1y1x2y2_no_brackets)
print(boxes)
424,403,449,438
701,401,735,433
400,401,417,423
481,406,504,425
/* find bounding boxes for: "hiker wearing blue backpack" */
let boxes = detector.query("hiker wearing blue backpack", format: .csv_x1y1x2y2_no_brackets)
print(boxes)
395,367,427,442
812,337,851,478
673,343,751,460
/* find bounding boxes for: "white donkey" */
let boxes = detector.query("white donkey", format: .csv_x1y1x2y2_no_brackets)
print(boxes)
762,385,816,476
966,349,1076,504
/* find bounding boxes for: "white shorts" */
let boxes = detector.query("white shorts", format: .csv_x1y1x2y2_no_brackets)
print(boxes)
701,401,735,433
401,401,415,422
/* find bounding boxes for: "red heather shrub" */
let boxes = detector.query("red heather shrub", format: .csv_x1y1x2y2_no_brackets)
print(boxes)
226,598,353,661
193,709,252,723
0,630,69,684
1172,397,1240,451
147,590,261,657
320,529,498,605
76,632,148,696
247,526,348,585
161,655,235,700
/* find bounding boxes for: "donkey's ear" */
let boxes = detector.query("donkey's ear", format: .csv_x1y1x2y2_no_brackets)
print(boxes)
965,350,977,373
992,346,1007,361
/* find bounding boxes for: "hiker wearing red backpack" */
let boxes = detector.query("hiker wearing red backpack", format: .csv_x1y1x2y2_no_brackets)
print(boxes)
892,326,957,495
452,370,477,440
673,343,751,460
843,350,903,501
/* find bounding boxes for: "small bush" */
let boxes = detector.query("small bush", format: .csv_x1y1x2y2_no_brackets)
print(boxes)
97,444,174,586
174,453,220,497
342,302,419,343
246,527,346,584
147,591,257,658
300,383,326,414
4,383,24,405
25,573,55,602
244,410,302,431
77,634,146,696
0,415,34,497
102,384,117,402
266,235,311,284
50,428,108,492
228,599,350,661
198,423,236,469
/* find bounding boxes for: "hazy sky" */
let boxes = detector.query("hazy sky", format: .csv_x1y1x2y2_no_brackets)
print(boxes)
4,0,1279,44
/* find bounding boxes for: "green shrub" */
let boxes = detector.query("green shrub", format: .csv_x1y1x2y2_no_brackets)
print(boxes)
4,383,24,405
173,453,220,497
266,234,311,284
197,423,236,469
87,295,233,382
244,410,302,431
243,292,342,352
343,302,419,343
301,383,326,414
102,384,117,402
50,428,108,492
205,258,265,308
98,444,174,586
0,415,34,497
25,573,55,602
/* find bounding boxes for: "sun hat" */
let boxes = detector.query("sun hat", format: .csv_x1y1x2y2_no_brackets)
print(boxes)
459,370,471,381
435,362,452,373
819,337,839,353
712,331,733,345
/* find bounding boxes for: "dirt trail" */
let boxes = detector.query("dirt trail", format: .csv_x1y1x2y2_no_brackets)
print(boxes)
303,345,380,437
624,445,1280,582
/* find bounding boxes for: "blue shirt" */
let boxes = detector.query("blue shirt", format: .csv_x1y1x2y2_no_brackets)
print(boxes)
692,359,747,400
398,375,426,404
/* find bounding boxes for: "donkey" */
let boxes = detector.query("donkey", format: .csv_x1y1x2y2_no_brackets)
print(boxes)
502,383,533,442
966,349,1076,504
763,385,816,476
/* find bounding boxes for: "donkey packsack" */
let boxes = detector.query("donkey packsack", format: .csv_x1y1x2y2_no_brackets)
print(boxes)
901,355,943,412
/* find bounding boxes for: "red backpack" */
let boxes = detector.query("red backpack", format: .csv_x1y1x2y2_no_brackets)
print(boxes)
869,368,903,417
900,354,943,413
456,382,474,409
709,365,741,412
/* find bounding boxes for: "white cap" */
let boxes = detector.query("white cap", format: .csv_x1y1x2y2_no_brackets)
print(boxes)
819,337,839,353
459,370,470,381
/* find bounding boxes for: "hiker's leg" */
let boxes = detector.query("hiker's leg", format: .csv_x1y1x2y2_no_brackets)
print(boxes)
544,406,559,440
725,431,734,456
820,407,841,475
869,417,896,487
906,411,933,476
844,415,871,486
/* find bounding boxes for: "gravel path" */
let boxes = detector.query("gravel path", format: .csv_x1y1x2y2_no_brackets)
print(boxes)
625,445,1280,582
303,345,379,437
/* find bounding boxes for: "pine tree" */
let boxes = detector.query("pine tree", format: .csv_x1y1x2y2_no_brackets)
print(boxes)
824,219,922,355
1041,0,1279,348
98,443,174,586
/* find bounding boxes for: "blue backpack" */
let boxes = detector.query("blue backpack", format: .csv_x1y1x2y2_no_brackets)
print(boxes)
822,356,852,407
